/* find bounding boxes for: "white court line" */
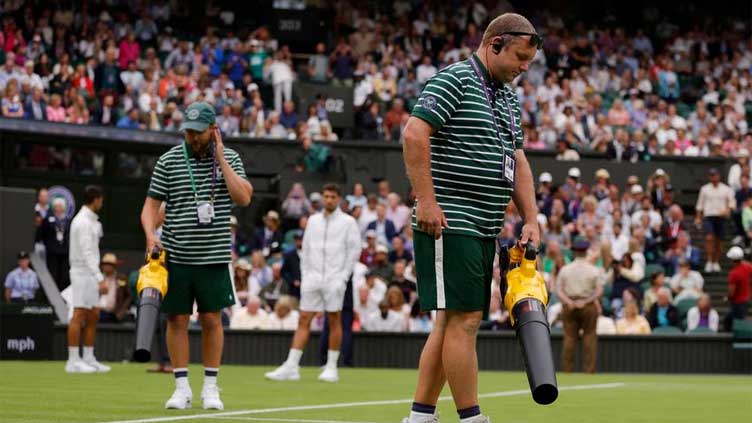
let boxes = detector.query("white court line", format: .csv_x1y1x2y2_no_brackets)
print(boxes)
92,383,625,423
208,417,377,423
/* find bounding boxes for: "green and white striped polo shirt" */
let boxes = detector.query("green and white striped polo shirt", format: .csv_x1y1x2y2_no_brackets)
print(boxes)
147,144,247,265
411,53,524,239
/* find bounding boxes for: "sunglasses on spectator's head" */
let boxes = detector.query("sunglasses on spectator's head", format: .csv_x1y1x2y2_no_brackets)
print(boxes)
500,32,544,50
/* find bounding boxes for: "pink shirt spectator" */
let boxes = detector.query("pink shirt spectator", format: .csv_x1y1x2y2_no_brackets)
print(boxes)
675,136,693,151
119,39,141,70
46,105,67,122
608,108,631,126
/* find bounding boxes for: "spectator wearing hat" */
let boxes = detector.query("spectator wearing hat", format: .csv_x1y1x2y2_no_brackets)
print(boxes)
4,251,39,304
686,293,719,333
648,169,670,209
724,246,752,331
556,237,603,373
561,167,580,200
40,196,71,291
370,244,394,282
98,253,133,323
360,230,378,266
366,203,397,248
695,168,735,273
251,210,284,259
309,192,323,213
232,258,252,306
624,184,644,216
229,215,251,258
281,231,303,299
647,287,680,329
536,172,553,209
592,168,611,201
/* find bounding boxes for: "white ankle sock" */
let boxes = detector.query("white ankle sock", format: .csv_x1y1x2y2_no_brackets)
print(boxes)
286,348,303,366
326,350,340,369
409,411,435,422
204,367,218,387
82,346,94,361
68,346,79,361
173,368,190,391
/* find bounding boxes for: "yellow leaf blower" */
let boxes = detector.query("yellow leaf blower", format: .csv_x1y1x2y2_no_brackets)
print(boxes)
133,247,168,362
500,242,558,405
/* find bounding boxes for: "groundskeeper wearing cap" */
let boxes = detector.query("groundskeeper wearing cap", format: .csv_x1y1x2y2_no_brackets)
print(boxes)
140,101,253,410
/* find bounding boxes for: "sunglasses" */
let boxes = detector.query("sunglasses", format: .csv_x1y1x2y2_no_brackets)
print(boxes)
500,32,544,50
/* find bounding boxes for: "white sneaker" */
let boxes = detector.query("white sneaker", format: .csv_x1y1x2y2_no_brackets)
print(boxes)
713,262,722,272
83,359,111,373
401,415,441,423
317,366,339,383
65,359,97,374
201,384,224,410
704,262,713,273
462,416,490,423
165,388,193,409
264,363,300,381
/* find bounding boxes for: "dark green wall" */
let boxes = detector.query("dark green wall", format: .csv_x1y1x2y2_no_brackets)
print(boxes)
1,119,729,256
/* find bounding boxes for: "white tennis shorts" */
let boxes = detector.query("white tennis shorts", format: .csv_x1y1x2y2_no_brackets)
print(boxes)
69,268,99,309
299,283,346,313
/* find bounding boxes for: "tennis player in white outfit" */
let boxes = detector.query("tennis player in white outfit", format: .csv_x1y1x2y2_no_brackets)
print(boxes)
265,183,361,382
65,185,110,373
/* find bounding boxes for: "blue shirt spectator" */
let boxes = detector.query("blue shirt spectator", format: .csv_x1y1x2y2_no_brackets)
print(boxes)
280,101,300,129
4,252,39,302
226,48,248,86
117,109,141,129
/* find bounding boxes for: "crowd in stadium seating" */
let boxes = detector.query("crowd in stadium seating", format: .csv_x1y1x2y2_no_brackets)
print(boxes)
224,165,740,334
0,1,750,158
5,1,751,334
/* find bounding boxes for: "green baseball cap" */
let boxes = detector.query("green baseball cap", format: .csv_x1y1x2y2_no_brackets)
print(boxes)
180,101,216,132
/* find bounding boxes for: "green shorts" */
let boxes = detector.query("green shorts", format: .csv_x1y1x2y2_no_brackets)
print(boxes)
414,230,496,318
162,262,235,315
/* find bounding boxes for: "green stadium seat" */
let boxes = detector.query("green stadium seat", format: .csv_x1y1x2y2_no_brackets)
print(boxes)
732,319,752,340
675,298,697,319
687,326,715,335
642,264,665,285
676,102,691,118
652,326,682,335
550,326,564,336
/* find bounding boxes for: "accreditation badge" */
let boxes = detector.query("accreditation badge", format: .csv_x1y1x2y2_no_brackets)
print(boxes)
197,201,214,226
503,153,516,185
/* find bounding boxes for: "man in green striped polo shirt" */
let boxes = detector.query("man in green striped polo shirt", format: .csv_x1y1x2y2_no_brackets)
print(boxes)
401,13,541,423
141,101,253,411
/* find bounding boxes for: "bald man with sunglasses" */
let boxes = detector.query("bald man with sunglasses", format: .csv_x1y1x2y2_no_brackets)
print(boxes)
401,13,541,423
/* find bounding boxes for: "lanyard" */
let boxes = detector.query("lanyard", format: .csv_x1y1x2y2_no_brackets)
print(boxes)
468,55,517,141
182,142,217,205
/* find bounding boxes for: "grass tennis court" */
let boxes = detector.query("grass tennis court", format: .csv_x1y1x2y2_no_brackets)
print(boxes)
0,361,749,423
